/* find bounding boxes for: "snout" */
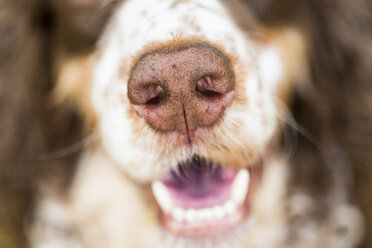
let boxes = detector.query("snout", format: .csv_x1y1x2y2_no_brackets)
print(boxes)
127,43,235,140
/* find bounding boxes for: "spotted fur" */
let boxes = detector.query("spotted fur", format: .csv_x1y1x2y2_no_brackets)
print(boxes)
27,0,367,247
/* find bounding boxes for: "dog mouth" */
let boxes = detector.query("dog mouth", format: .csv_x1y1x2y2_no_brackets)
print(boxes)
151,156,262,238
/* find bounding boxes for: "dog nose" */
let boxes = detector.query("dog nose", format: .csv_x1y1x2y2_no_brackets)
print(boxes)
128,43,235,137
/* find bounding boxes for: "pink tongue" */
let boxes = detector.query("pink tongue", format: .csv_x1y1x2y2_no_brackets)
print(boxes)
163,158,236,209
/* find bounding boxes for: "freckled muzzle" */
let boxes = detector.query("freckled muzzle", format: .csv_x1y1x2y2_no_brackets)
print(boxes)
127,43,235,140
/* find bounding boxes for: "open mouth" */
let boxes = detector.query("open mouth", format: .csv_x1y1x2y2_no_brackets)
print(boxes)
151,156,262,238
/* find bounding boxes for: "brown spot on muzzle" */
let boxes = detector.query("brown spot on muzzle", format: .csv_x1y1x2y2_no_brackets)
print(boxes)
127,43,235,140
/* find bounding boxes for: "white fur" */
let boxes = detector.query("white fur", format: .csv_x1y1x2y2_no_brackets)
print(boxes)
30,0,364,247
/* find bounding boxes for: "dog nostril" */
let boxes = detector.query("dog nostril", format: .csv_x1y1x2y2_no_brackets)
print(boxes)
145,84,165,105
130,84,165,105
196,76,222,98
146,93,165,105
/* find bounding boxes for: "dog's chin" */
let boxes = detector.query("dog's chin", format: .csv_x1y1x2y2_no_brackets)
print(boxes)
147,154,264,239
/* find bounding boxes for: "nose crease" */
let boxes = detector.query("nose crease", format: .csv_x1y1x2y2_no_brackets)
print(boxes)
182,104,192,145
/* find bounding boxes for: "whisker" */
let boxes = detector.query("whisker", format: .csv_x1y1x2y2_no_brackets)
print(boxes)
277,108,299,159
275,97,321,152
36,132,100,160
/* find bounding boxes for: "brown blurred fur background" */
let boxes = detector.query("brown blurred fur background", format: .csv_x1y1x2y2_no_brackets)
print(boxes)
0,0,371,247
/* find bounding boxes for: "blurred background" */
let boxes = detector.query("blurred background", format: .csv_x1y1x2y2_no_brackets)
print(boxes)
0,0,371,247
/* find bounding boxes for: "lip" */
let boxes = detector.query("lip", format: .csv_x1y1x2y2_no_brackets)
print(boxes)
150,156,264,238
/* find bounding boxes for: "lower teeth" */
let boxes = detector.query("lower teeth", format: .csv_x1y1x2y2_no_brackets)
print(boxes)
171,199,239,223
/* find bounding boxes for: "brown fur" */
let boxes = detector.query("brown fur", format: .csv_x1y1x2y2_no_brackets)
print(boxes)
245,0,372,245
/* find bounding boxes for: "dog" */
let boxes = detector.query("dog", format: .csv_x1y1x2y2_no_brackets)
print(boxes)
27,0,370,247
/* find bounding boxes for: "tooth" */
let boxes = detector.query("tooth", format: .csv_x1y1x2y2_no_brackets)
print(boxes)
197,208,213,221
195,209,205,221
230,169,250,204
223,200,237,215
152,181,173,213
185,208,197,222
172,207,185,222
212,205,225,219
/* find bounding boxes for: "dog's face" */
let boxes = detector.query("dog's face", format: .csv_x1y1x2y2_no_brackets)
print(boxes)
91,0,304,244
